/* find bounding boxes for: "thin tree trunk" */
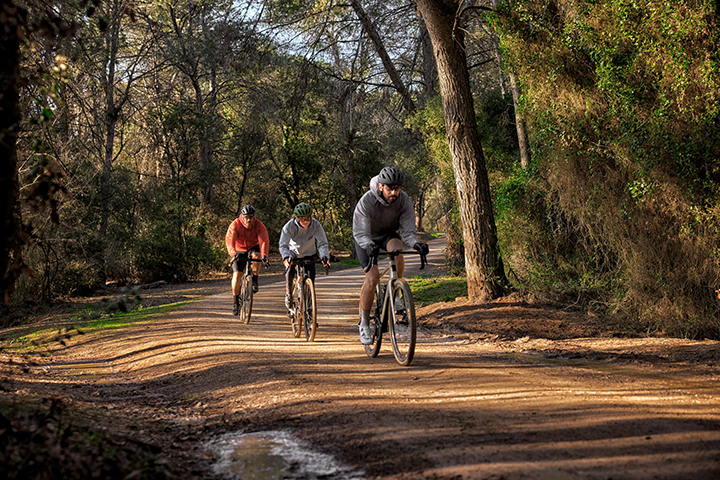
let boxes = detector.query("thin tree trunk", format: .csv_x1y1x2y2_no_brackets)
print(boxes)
339,82,358,217
350,0,416,115
416,190,425,232
415,0,508,301
98,10,123,287
508,72,531,169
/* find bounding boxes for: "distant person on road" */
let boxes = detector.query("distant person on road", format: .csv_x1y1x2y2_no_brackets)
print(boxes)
279,202,331,313
352,166,429,345
225,205,270,315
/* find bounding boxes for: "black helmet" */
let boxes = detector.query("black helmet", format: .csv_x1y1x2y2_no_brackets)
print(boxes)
293,202,312,217
240,205,255,215
378,166,404,186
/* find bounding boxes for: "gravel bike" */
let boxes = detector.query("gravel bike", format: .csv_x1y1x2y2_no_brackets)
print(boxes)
363,250,426,366
230,254,267,324
288,258,328,342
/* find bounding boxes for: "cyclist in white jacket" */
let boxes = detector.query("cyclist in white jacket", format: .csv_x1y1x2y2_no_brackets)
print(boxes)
279,203,330,311
352,167,429,344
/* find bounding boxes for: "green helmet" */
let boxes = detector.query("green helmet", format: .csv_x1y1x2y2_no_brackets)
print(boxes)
293,202,312,217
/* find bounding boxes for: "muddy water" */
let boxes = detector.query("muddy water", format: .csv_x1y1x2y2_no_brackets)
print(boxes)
204,430,363,480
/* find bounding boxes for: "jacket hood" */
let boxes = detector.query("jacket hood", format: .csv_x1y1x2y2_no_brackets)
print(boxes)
369,175,389,206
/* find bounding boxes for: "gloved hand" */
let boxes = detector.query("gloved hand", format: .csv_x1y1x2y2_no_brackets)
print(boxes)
283,257,292,269
321,256,330,267
231,252,242,263
261,255,269,266
413,241,429,256
365,243,379,258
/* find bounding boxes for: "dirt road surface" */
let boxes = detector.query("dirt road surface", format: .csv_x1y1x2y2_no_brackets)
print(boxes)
3,237,720,479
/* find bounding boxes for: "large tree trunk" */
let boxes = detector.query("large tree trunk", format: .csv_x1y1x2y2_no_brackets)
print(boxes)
0,1,23,302
415,0,508,301
418,19,439,108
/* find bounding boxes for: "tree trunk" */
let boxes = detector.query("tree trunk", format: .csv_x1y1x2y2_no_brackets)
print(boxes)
98,8,124,287
416,190,425,232
415,0,508,301
418,19,438,108
350,0,416,115
508,72,531,169
338,81,358,219
0,1,23,302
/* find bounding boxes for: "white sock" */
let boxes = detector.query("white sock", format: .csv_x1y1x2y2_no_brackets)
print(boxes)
359,308,370,327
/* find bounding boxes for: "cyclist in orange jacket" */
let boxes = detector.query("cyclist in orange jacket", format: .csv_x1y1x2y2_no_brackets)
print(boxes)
225,205,270,315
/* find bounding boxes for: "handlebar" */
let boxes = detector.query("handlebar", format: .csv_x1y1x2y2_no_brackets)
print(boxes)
228,256,269,269
289,258,330,275
364,250,426,273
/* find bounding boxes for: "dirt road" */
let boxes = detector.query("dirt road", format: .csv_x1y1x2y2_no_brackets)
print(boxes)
4,237,720,479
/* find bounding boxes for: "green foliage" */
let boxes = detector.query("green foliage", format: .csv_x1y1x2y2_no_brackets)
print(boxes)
494,0,720,338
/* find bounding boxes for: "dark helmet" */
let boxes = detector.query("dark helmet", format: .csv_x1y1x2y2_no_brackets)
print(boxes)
293,202,312,217
378,166,404,186
240,205,255,215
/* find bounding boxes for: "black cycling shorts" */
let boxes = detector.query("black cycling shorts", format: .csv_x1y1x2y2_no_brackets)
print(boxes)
354,231,401,269
231,245,261,273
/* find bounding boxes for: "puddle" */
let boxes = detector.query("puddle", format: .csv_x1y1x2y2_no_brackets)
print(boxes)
204,430,363,480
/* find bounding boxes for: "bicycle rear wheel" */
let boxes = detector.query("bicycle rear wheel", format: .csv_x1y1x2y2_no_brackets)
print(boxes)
240,274,253,324
302,279,317,342
290,283,302,338
363,287,383,357
389,279,416,366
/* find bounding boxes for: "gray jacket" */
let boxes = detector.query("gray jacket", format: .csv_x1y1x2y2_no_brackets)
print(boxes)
279,217,330,260
353,175,419,250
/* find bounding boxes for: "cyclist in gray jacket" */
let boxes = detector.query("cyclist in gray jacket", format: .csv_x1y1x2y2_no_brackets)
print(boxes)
279,203,330,311
352,166,429,345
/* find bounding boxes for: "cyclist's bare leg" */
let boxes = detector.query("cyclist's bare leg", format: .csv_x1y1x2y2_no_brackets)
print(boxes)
360,265,380,312
231,271,242,296
386,238,404,277
250,251,261,276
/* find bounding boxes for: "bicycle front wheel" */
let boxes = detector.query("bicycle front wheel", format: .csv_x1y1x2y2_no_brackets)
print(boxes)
389,279,416,366
363,287,383,358
302,279,317,342
240,274,253,324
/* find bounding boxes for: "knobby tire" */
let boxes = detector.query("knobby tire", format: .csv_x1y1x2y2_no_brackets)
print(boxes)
241,274,253,324
302,279,317,342
389,279,416,366
363,288,383,358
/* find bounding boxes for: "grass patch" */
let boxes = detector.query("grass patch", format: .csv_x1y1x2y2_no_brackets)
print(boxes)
1,301,193,352
339,258,360,267
407,276,467,303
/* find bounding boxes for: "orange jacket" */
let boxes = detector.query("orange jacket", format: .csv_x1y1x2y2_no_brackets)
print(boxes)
225,217,270,257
